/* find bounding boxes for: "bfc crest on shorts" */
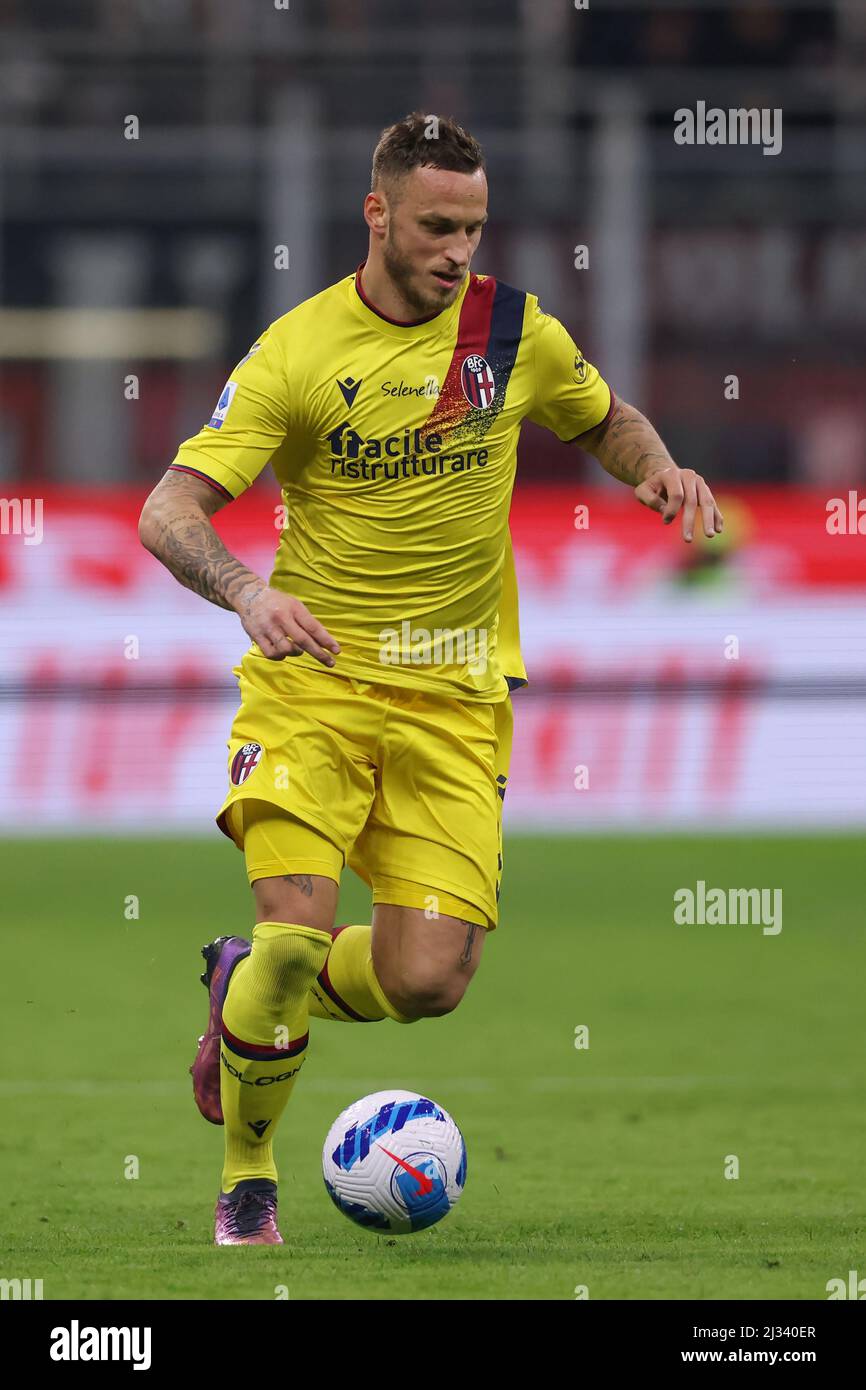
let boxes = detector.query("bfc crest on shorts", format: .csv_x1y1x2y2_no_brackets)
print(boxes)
460,354,495,409
230,741,263,785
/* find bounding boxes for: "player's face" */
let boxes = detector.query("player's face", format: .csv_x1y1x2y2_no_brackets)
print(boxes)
383,166,488,316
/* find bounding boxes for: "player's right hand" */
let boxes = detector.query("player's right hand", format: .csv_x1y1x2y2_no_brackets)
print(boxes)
236,585,341,666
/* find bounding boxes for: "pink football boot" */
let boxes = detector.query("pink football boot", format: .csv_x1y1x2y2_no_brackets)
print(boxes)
190,935,251,1125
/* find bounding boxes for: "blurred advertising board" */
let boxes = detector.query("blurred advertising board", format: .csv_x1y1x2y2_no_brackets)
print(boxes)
2,486,864,830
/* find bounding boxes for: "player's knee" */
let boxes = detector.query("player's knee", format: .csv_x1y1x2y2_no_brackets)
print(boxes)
391,969,470,1020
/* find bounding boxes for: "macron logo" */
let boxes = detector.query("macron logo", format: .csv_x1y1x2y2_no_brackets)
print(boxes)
336,375,362,408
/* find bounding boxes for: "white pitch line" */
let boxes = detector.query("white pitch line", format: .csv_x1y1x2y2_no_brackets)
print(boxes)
0,1075,852,1097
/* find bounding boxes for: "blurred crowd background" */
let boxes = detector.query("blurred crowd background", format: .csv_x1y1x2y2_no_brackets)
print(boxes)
1,0,864,487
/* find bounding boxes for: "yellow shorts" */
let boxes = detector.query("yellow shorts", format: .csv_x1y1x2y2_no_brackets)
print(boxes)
216,650,513,929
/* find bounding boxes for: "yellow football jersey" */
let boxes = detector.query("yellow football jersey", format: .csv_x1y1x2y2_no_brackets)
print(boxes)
170,264,612,701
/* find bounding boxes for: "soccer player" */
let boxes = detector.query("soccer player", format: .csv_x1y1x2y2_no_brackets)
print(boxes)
139,112,722,1245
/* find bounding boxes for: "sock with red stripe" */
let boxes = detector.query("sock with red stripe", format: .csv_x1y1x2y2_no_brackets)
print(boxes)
219,921,332,1193
308,924,415,1024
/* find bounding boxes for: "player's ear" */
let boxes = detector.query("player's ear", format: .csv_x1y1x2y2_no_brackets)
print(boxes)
363,189,388,236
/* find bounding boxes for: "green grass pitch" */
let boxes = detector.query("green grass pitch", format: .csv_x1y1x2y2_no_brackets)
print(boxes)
1,833,863,1301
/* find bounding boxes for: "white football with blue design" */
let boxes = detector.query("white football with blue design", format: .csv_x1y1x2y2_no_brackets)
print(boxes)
322,1089,467,1234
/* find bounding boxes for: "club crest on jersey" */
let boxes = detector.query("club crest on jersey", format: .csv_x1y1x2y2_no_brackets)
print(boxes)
460,354,495,409
208,380,238,430
230,742,263,785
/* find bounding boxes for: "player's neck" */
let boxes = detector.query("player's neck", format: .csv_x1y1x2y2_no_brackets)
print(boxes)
356,259,441,327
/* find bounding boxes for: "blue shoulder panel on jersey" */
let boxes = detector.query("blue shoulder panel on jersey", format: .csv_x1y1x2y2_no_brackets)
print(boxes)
484,281,526,411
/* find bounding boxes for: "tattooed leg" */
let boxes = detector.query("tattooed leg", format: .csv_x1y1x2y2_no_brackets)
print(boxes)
252,873,339,933
370,903,487,1020
281,874,313,898
459,920,478,967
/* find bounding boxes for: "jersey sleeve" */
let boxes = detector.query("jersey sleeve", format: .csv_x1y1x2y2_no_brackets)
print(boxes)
168,326,290,499
525,298,614,441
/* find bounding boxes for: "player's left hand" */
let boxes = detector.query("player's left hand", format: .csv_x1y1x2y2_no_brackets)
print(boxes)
634,466,723,542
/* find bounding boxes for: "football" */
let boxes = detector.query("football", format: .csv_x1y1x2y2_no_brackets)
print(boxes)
322,1089,467,1234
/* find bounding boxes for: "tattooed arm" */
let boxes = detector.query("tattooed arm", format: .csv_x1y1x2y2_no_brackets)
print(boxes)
575,397,723,542
138,469,340,664
138,469,260,611
576,397,673,487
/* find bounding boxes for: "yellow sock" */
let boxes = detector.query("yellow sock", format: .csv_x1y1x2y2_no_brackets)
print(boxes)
307,924,415,1024
219,921,331,1193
